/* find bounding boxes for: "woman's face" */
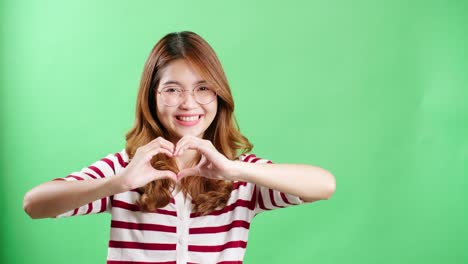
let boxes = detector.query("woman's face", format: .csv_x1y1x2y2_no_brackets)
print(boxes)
156,59,218,143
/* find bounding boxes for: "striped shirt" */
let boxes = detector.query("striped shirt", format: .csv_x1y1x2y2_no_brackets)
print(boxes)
55,149,304,263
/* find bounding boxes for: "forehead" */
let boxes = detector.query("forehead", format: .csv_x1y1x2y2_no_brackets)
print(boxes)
158,59,206,85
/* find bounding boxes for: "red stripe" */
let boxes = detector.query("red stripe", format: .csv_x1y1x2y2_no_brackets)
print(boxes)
188,240,247,252
101,158,115,173
183,262,242,264
112,200,177,217
66,175,84,181
114,152,128,168
250,157,261,163
243,154,256,162
280,192,294,205
232,181,247,190
112,200,140,211
100,197,107,212
111,220,176,233
86,202,93,214
189,220,250,234
156,209,177,217
89,165,105,178
71,208,79,216
84,172,97,179
250,185,258,209
190,198,254,218
52,178,65,181
108,261,175,264
269,189,283,208
108,240,176,251
257,189,268,211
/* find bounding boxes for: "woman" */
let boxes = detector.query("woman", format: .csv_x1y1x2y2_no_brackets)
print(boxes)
23,31,336,264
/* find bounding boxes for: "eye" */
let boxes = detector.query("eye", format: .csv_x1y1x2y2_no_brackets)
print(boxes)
163,87,180,93
196,86,210,92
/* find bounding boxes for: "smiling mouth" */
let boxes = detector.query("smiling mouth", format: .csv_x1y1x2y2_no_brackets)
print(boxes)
176,115,201,122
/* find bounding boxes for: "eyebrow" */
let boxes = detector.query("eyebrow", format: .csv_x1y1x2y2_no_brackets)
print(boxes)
161,80,208,86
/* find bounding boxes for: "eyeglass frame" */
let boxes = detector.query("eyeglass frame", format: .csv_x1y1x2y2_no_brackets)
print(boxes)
155,86,218,107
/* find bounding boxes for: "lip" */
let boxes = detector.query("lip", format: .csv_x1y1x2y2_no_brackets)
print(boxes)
174,114,203,127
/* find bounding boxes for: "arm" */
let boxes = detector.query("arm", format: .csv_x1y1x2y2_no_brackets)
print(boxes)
175,136,336,203
23,176,125,219
24,138,177,219
230,161,336,203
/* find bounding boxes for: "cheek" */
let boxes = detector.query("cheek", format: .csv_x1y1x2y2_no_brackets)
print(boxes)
207,102,218,118
155,104,172,126
206,105,218,126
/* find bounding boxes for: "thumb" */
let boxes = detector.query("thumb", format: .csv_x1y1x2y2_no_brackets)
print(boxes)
177,167,200,181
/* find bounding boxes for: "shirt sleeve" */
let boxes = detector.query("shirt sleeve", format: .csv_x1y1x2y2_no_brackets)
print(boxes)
239,154,304,215
53,149,129,218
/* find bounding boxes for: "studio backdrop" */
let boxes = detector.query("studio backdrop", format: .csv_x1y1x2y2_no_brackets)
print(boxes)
1,0,467,263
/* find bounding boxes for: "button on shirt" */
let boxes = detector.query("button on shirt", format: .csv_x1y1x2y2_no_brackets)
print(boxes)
174,188,190,264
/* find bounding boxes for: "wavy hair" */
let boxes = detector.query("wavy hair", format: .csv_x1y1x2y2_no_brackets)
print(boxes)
125,31,252,215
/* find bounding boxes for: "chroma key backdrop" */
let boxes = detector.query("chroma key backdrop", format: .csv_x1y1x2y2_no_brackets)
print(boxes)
1,0,467,263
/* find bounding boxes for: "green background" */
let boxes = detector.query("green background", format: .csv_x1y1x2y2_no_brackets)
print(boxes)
2,0,467,263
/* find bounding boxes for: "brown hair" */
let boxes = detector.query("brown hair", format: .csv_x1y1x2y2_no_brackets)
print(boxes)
125,31,252,215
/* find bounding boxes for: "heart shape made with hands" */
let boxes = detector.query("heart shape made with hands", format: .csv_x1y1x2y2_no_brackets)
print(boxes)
172,154,205,181
162,136,230,181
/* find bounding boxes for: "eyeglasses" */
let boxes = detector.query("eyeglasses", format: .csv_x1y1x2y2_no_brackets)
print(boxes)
157,86,217,107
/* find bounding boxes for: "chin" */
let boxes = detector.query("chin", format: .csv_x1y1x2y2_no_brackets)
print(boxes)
174,130,204,140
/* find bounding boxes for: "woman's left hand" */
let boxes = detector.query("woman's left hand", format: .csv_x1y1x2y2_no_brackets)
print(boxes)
174,136,235,181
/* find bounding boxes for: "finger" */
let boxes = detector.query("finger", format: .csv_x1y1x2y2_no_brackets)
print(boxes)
147,137,175,153
177,167,200,180
155,170,178,181
141,137,174,152
174,136,193,156
145,138,175,156
174,135,205,155
146,147,174,159
199,154,207,165
177,140,215,160
175,139,205,157
174,142,190,157
147,143,174,156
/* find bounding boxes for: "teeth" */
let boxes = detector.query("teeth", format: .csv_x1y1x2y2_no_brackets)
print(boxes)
178,115,200,122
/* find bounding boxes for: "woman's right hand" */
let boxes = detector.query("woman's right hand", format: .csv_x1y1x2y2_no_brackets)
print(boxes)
116,137,177,191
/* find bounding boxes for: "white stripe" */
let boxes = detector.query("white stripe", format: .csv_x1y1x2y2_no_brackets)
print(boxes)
110,226,176,244
187,247,247,263
111,206,176,226
189,227,250,247
284,193,304,205
257,186,275,210
107,247,176,262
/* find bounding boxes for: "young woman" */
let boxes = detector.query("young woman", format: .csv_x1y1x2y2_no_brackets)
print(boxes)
23,31,336,264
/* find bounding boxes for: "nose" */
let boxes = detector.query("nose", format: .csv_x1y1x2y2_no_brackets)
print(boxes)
178,90,198,108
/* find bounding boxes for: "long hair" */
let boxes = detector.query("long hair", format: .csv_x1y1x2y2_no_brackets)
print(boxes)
125,31,252,215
